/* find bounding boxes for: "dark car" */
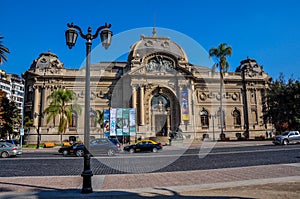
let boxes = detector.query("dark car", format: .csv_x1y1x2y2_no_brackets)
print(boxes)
123,140,163,153
58,138,121,157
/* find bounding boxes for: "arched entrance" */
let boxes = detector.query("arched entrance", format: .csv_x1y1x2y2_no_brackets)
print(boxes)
149,86,180,137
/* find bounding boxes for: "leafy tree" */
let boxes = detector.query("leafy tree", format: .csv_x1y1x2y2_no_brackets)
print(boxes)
209,43,232,136
43,89,81,143
0,35,10,64
0,93,21,139
265,75,300,133
97,110,104,127
96,110,104,134
23,116,34,145
0,90,5,122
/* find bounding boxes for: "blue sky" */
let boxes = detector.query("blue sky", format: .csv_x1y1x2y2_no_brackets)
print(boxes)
1,0,300,80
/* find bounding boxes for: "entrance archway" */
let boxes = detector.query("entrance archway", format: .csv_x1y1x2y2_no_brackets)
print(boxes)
148,86,180,137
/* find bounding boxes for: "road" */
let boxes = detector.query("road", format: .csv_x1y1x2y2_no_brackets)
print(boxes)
1,143,299,177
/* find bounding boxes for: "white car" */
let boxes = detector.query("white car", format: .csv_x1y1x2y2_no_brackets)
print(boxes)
0,141,22,158
273,131,300,145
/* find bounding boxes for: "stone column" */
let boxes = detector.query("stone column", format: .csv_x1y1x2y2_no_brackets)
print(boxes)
140,85,145,125
41,86,47,126
132,85,137,109
33,86,40,127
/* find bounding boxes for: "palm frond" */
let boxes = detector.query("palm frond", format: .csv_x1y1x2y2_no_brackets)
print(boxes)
0,35,10,64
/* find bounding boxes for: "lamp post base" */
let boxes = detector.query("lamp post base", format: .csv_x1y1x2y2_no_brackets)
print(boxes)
81,154,93,194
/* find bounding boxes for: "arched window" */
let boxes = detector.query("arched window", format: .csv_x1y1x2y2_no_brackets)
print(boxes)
69,111,78,128
233,109,241,127
200,109,209,127
151,94,169,110
90,111,97,128
217,108,225,128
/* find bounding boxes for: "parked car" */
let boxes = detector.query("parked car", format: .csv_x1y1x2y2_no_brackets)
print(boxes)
273,131,300,145
0,141,22,158
58,138,121,157
123,140,163,153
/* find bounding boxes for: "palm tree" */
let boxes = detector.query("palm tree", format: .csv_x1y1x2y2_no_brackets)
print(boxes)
43,89,81,143
0,35,10,64
209,43,232,137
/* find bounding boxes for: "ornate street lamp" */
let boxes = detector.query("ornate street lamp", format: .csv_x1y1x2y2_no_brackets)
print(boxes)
65,22,112,194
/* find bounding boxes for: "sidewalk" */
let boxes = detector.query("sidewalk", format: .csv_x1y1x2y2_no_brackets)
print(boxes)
0,163,299,198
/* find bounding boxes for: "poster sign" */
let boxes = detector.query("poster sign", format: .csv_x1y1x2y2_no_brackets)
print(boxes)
116,108,123,136
129,108,136,136
109,108,117,136
108,108,136,136
181,89,189,120
122,108,130,136
104,109,110,133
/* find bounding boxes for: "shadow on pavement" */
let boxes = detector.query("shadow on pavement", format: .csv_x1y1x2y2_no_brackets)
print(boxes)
34,188,253,199
0,182,253,199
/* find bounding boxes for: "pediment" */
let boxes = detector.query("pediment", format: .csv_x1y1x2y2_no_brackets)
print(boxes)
129,55,193,77
128,64,192,78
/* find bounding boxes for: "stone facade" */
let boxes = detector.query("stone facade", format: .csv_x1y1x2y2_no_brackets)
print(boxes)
22,34,272,144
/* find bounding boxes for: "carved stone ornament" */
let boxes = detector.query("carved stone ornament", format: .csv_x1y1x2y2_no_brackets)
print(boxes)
216,94,221,101
232,92,238,101
145,40,154,47
145,56,175,73
161,41,170,48
200,93,206,101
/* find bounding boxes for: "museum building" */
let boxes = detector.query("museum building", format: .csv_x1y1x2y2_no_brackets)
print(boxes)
22,31,272,144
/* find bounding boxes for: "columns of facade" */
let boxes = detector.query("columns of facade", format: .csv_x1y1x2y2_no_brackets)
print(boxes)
33,86,40,127
41,86,47,126
139,85,145,125
167,109,171,133
132,85,137,109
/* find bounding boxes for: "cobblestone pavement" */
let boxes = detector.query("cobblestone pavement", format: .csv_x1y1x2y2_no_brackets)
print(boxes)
0,163,299,198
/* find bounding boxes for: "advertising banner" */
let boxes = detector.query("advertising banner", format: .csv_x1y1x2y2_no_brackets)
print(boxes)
116,108,123,136
129,108,136,136
104,109,110,133
109,108,116,136
181,89,189,120
122,108,130,136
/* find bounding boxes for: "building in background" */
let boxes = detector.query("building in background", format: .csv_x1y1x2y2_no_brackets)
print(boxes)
0,70,25,135
0,70,25,109
22,32,272,144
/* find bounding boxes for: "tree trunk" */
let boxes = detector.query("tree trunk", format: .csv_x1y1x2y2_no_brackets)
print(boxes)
220,71,224,137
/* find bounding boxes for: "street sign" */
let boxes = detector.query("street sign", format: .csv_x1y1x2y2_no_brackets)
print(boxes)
20,128,24,136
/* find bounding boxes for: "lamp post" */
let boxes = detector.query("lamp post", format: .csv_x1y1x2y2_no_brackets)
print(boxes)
241,68,249,139
65,22,112,194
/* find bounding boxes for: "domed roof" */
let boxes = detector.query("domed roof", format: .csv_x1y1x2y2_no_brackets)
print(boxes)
30,51,64,70
128,28,188,63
